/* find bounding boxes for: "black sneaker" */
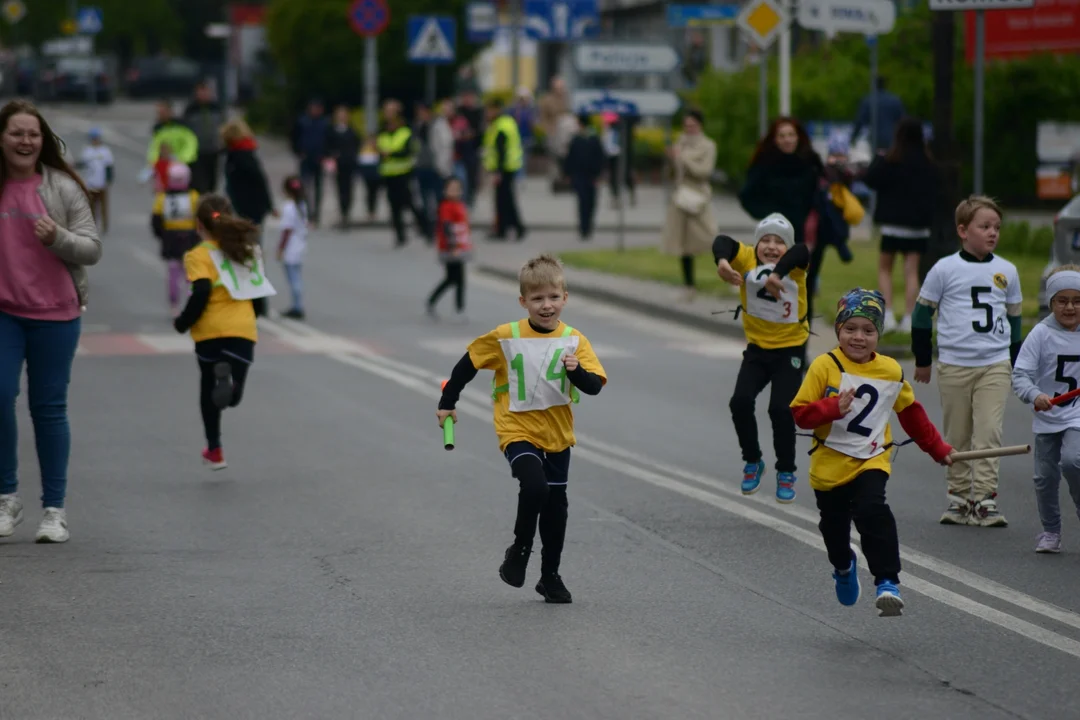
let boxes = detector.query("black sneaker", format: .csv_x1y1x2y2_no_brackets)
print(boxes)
210,361,233,410
535,573,572,604
498,544,531,588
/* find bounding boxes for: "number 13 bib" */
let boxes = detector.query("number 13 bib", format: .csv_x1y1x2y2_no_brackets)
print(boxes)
823,370,902,460
497,323,580,412
208,247,277,300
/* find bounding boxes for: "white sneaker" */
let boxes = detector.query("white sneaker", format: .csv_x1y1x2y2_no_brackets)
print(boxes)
0,493,23,537
897,315,912,334
882,312,899,334
35,507,69,543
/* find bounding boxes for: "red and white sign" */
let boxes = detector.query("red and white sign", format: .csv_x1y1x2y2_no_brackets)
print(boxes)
965,0,1080,61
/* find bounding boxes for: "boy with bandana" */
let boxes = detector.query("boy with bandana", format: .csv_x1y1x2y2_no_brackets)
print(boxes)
791,289,953,617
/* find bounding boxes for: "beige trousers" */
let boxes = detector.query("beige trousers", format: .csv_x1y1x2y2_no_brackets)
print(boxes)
937,360,1012,499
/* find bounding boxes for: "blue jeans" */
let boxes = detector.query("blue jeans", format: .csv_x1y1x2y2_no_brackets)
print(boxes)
283,263,303,312
0,312,81,508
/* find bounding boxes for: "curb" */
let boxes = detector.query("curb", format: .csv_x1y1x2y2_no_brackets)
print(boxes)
476,263,749,342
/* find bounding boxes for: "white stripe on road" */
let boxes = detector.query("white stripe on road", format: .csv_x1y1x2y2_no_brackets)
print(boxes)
257,316,1080,659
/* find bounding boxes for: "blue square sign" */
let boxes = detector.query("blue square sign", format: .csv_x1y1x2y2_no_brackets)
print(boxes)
407,16,456,64
76,6,103,34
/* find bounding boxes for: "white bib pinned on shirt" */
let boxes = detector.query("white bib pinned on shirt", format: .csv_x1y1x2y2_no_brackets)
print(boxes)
743,264,799,324
821,354,903,460
494,322,581,413
207,246,277,301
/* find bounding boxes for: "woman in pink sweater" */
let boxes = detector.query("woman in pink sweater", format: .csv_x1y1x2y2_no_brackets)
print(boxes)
0,100,101,544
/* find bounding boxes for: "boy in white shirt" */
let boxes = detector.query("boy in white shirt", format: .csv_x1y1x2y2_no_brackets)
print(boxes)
911,195,1023,527
1012,266,1080,553
78,128,114,233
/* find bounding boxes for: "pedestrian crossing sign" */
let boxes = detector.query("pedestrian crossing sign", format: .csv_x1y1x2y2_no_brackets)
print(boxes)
406,16,456,64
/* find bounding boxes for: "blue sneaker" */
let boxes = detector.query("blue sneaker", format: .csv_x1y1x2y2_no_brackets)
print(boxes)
832,550,861,607
741,461,765,495
776,472,796,503
875,580,904,617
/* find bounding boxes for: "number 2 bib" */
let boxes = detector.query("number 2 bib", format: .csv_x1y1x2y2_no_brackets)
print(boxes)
822,358,902,460
744,264,798,324
494,322,581,412
207,246,277,301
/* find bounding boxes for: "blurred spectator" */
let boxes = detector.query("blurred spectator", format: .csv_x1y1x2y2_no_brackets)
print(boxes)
182,81,224,193
849,77,906,154
326,105,360,229
563,113,605,240
290,99,330,226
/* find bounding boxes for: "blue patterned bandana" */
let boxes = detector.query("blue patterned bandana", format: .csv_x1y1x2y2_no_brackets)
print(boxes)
835,288,886,335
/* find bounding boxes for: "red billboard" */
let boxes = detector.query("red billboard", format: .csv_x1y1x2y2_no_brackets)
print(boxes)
965,0,1080,62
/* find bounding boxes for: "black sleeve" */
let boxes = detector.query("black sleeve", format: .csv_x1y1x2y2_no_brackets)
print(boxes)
774,242,811,276
566,366,603,396
151,214,164,239
438,353,479,410
173,279,210,333
712,234,738,264
912,328,933,368
1011,341,1022,367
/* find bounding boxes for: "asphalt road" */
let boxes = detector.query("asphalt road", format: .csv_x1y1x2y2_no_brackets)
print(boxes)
2,104,1078,720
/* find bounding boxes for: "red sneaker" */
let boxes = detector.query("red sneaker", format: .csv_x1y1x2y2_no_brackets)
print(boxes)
201,447,227,470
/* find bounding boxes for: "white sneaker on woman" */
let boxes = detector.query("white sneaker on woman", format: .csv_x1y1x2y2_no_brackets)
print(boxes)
35,508,69,543
0,494,23,537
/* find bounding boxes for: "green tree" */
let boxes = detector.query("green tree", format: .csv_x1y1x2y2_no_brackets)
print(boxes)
265,0,479,110
0,0,181,55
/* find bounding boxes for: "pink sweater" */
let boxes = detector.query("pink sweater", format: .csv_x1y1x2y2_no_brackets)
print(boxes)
0,176,80,321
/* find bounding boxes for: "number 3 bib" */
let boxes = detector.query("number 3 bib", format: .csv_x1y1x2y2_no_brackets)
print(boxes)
207,246,277,301
822,356,902,460
494,322,581,412
744,264,798,324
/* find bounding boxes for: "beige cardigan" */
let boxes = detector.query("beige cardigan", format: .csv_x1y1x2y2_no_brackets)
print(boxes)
35,165,102,308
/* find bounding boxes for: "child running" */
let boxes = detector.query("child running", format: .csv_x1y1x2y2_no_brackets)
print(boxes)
426,176,472,320
173,195,276,470
436,254,607,603
792,288,953,617
713,213,809,502
1012,266,1080,554
152,162,200,317
79,127,114,233
912,195,1022,527
276,176,309,320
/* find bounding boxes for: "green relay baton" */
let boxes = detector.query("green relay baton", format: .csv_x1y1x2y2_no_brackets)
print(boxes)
440,380,455,451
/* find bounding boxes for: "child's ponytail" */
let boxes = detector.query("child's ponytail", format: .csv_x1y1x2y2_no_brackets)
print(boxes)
196,194,258,264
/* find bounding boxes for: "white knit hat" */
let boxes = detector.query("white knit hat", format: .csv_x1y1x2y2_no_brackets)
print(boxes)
753,212,795,249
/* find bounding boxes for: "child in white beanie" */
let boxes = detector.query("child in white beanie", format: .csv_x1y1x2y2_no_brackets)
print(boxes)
713,212,810,502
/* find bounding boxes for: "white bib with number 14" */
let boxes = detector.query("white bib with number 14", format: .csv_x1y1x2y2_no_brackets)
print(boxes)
208,248,277,300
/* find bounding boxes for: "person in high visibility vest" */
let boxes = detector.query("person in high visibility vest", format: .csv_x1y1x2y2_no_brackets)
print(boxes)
378,100,431,246
482,98,526,241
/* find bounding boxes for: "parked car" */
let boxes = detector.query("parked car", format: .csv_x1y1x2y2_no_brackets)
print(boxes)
38,56,113,103
1038,191,1080,318
125,56,201,98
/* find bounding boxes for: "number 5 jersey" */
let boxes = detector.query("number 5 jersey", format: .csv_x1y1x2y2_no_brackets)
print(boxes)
467,320,607,452
791,349,952,491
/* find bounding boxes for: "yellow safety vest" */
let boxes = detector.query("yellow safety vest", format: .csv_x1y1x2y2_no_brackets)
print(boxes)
483,115,523,173
377,126,415,177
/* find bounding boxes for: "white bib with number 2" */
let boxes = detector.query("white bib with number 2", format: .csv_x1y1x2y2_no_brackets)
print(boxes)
208,248,277,300
823,372,902,459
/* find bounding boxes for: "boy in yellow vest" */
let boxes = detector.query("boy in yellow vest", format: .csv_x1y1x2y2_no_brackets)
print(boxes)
437,254,606,603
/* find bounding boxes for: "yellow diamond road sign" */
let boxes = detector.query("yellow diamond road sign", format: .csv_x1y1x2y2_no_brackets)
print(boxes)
737,0,788,50
2,0,26,24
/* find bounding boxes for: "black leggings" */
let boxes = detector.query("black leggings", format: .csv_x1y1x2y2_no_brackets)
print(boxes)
428,261,465,311
195,338,254,450
680,255,695,288
729,344,803,473
506,442,570,575
815,470,900,585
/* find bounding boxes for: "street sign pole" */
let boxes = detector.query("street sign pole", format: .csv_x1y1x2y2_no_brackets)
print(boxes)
426,65,436,105
779,0,791,115
974,9,985,194
510,0,521,92
869,35,878,154
365,36,378,136
758,47,768,138
617,115,627,252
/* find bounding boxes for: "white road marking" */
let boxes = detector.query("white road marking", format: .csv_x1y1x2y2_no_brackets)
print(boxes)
135,334,193,352
257,316,1080,658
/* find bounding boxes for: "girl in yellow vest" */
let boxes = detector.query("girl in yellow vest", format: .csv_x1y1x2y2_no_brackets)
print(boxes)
173,195,277,470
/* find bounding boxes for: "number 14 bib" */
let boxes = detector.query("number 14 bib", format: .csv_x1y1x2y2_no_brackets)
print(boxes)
496,323,580,412
208,247,277,300
823,369,902,460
